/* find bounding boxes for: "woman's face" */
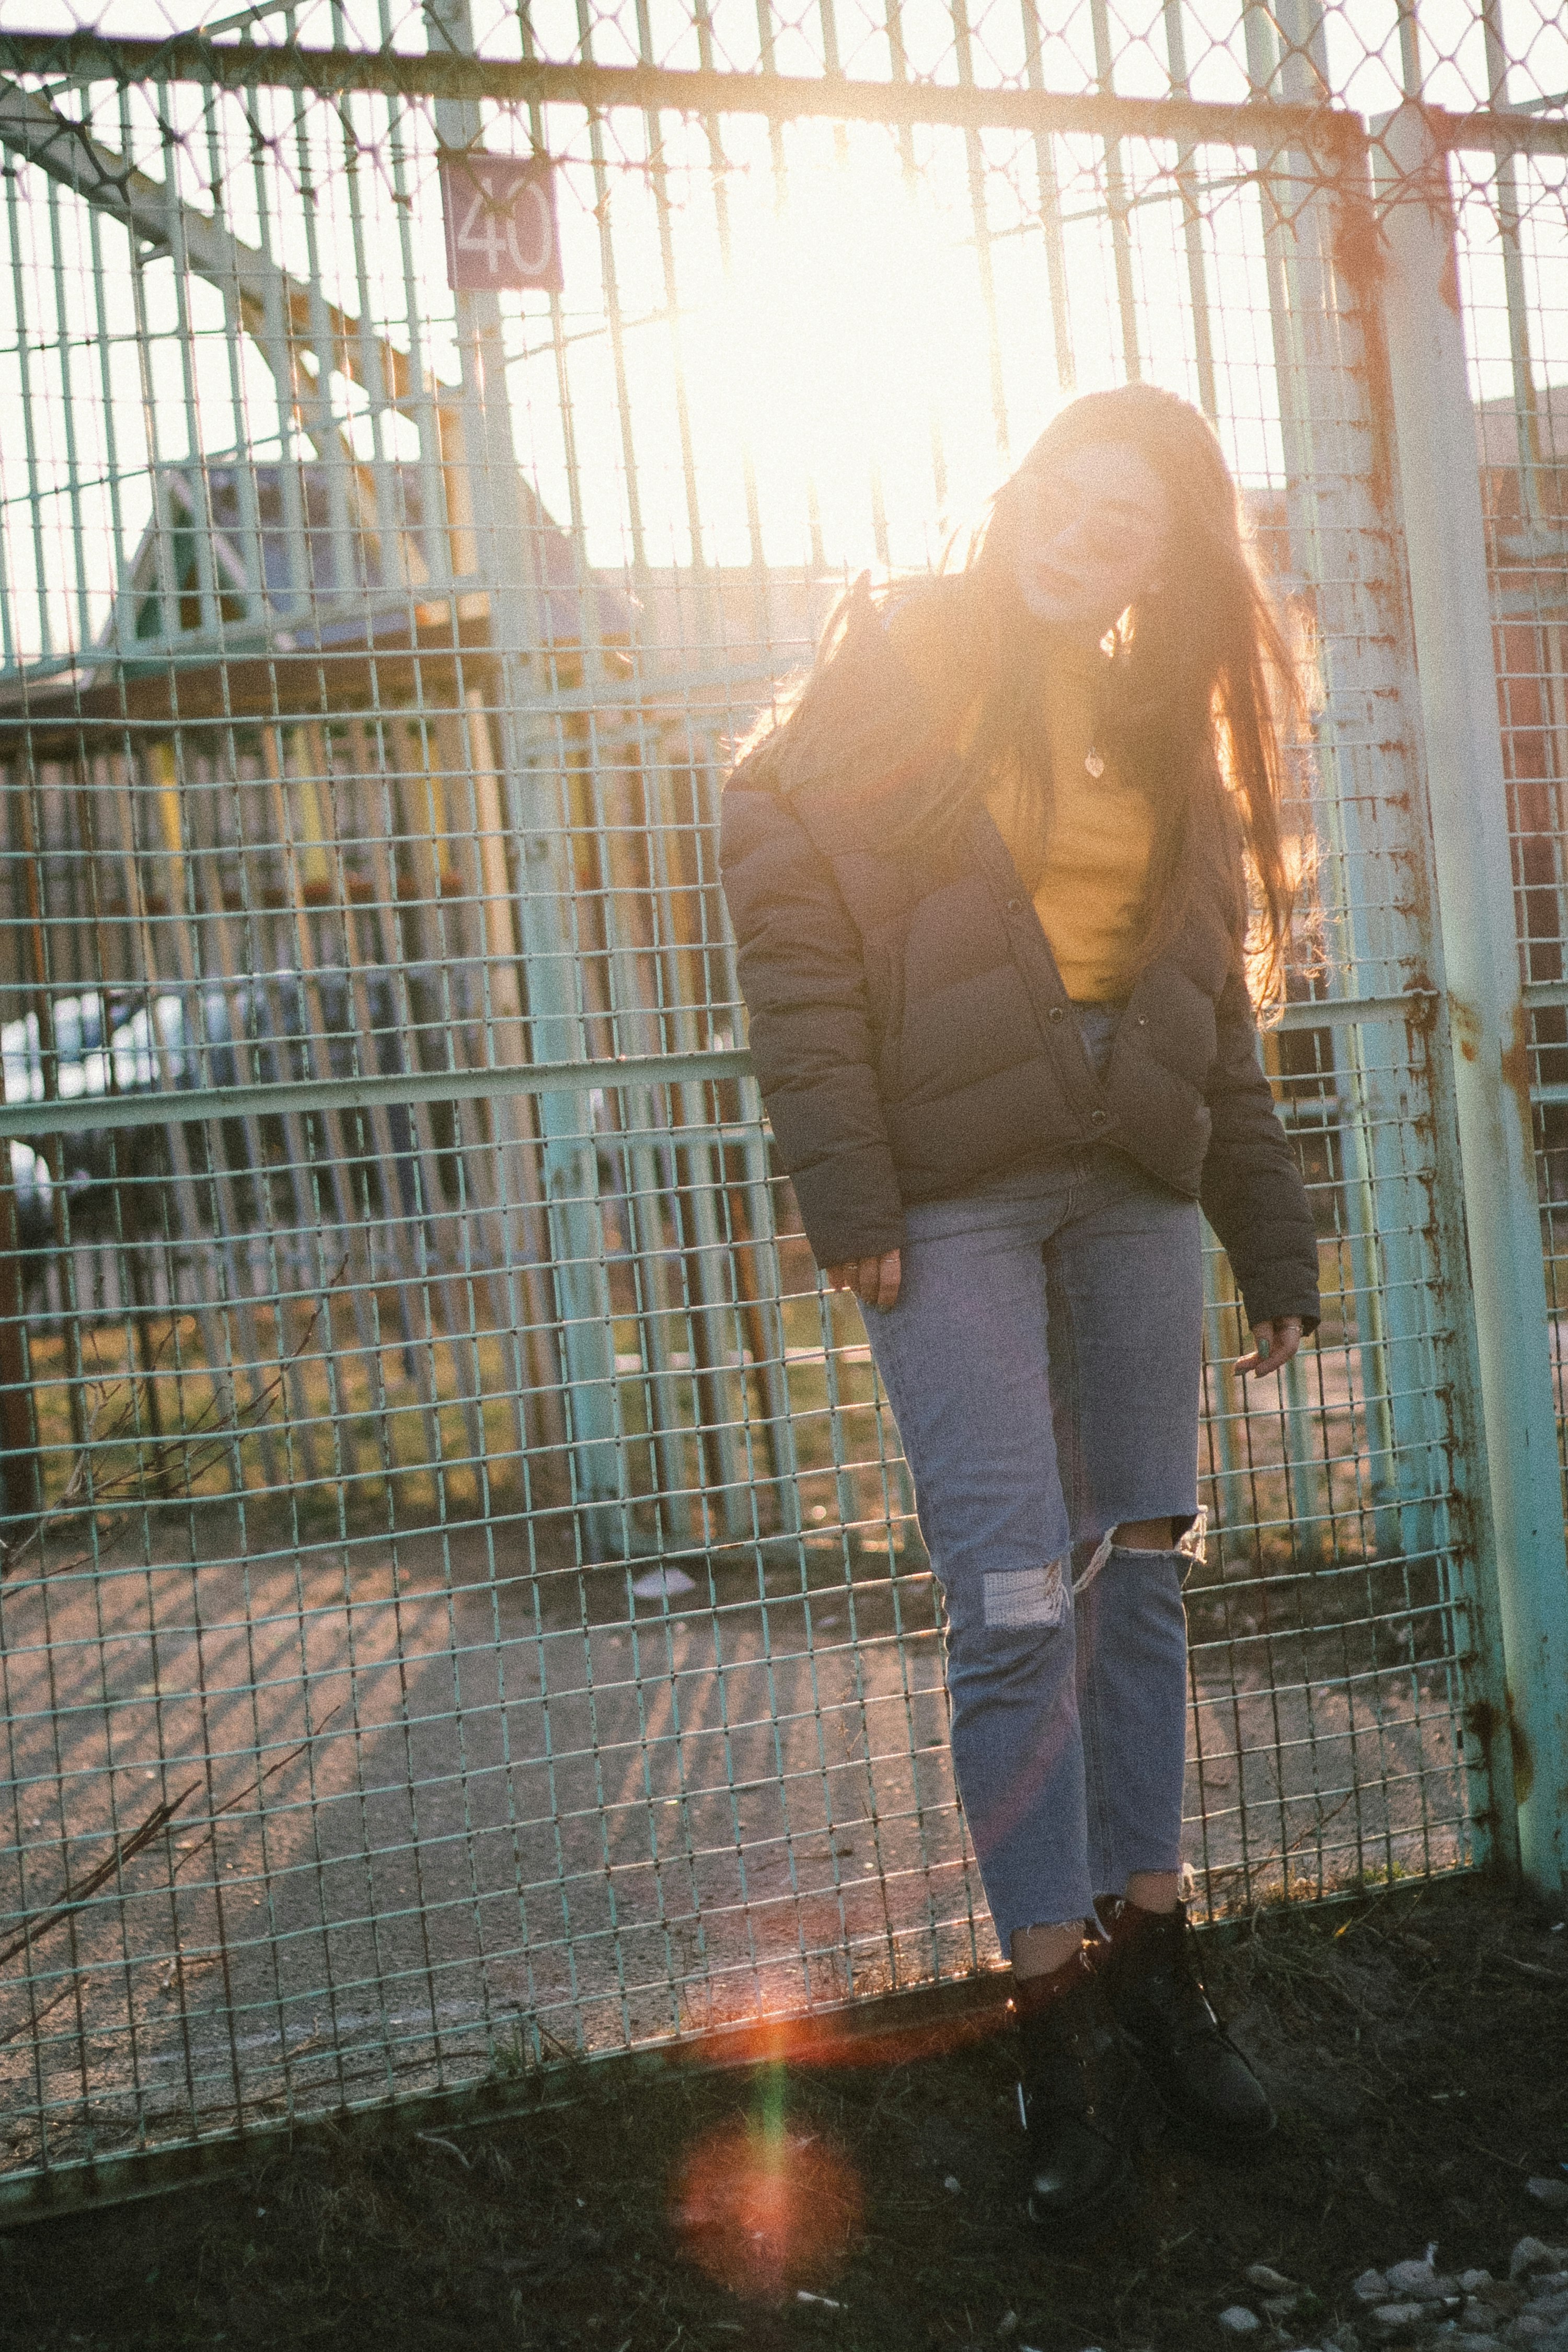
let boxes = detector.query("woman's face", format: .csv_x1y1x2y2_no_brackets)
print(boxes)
1007,437,1171,640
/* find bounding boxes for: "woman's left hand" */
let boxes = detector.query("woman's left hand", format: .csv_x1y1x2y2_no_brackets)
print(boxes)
1237,1318,1303,1378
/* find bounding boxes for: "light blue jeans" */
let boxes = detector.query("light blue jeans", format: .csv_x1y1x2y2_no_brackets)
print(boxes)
861,1007,1205,1943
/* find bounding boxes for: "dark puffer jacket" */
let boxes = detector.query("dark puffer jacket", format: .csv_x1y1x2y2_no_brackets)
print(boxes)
719,595,1320,1336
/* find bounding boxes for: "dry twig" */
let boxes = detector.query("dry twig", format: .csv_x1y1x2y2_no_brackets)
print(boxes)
0,1784,202,1970
0,1706,342,2042
0,1261,347,1583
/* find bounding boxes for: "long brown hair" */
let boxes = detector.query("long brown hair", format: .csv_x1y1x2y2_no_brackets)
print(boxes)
755,383,1302,1007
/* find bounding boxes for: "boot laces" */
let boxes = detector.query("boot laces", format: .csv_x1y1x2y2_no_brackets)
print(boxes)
1112,1904,1223,2048
1154,1920,1229,2052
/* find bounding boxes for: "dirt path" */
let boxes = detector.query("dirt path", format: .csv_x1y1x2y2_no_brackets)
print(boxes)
2,1520,1473,2183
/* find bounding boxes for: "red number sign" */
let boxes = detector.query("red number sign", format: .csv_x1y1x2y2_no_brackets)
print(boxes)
439,151,563,293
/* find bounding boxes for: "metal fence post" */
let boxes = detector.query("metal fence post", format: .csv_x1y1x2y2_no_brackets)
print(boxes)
1256,0,1429,1573
1376,101,1568,1897
423,0,628,1553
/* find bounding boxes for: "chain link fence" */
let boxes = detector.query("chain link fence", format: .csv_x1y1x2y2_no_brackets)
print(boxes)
0,0,1564,2212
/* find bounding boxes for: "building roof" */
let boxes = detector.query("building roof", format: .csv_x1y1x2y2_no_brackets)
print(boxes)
111,459,635,661
0,455,637,747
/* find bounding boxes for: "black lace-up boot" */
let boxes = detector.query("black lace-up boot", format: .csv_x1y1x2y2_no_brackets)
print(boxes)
1097,1898,1275,2147
1012,1945,1153,2224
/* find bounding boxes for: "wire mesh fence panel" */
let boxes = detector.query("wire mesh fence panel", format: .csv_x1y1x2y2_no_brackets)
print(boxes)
1445,132,1568,1487
0,0,1548,2203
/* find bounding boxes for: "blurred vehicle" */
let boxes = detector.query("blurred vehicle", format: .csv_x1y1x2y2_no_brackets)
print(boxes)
2,969,482,1306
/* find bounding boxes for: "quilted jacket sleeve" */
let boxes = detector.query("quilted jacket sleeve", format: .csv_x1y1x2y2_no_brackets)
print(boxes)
1198,972,1321,1335
719,767,904,1269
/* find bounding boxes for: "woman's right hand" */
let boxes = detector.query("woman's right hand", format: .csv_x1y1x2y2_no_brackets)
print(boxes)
825,1251,903,1312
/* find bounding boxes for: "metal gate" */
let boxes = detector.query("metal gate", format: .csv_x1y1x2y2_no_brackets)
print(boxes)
1,0,1565,2213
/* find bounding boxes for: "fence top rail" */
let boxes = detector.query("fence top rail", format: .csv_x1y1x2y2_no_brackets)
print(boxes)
0,31,1357,149
4,32,1566,159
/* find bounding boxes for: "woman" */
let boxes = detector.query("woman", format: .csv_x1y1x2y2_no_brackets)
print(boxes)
719,384,1319,2223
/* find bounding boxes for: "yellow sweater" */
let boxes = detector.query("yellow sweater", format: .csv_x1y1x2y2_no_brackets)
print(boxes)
890,602,1154,1003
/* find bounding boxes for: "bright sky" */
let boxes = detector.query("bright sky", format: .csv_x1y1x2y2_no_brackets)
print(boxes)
1,0,1565,666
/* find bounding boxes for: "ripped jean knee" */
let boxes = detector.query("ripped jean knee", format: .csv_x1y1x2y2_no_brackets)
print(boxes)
980,1555,1069,1631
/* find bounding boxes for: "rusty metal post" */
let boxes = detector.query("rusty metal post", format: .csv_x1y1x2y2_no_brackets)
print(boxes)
1253,1,1442,1576
1377,100,1568,1897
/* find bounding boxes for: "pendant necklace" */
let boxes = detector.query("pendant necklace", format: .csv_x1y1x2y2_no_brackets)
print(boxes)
1084,745,1105,780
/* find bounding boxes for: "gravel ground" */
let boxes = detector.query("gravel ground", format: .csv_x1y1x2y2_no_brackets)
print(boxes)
2,1872,1565,2352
